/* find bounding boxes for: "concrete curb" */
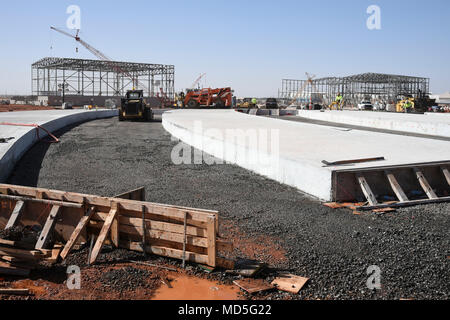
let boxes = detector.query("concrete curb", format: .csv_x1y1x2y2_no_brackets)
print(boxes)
297,110,450,137
0,109,118,182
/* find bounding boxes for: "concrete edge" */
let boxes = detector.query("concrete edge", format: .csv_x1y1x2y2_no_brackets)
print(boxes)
296,110,450,138
162,112,332,201
0,109,118,182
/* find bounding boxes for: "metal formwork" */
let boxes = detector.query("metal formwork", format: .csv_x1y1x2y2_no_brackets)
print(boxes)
279,73,430,107
32,57,175,100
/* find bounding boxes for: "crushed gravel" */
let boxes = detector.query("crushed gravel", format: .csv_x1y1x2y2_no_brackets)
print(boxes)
7,116,450,300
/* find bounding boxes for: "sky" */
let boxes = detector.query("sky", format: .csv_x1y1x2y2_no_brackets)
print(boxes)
0,0,449,97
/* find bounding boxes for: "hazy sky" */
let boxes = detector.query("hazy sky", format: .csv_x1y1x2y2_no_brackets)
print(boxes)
0,0,449,97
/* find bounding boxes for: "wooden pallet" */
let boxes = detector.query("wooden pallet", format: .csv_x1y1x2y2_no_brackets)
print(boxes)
0,184,233,269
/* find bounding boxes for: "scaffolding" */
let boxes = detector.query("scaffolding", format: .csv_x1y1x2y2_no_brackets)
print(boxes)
32,57,175,100
278,72,430,107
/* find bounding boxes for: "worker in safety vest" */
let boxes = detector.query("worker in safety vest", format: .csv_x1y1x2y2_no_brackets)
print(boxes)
335,93,344,110
403,99,413,113
251,98,257,108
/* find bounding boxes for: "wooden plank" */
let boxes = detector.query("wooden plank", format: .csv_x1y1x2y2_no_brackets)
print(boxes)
35,205,62,250
385,170,409,202
271,274,309,294
93,212,207,237
0,238,35,250
356,174,378,206
120,240,233,269
88,221,232,253
120,240,209,265
0,194,83,209
5,200,25,229
89,208,118,264
60,207,96,260
207,215,216,268
233,279,274,294
110,216,119,247
0,261,30,276
414,169,438,199
0,246,45,260
441,167,450,186
360,196,450,210
114,187,146,201
0,288,30,295
0,184,214,225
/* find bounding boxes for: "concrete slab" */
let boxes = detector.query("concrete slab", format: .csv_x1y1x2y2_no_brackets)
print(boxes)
296,110,450,138
0,109,118,182
162,109,450,201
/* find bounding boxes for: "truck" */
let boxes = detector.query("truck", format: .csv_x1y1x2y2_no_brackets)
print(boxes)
119,90,153,121
183,87,232,108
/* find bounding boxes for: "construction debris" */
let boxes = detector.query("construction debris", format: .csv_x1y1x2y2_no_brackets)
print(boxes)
0,288,31,295
321,157,385,167
233,279,274,294
271,274,309,294
0,184,234,271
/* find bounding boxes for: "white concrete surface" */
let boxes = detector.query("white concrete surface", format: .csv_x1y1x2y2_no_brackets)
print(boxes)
162,109,450,201
0,109,118,182
296,110,450,137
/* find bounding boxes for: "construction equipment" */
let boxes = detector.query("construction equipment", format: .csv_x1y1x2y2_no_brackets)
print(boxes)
184,87,232,108
50,27,149,96
396,96,436,113
119,90,153,121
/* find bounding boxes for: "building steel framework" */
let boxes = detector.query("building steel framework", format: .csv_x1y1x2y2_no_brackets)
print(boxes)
279,73,430,106
32,57,175,100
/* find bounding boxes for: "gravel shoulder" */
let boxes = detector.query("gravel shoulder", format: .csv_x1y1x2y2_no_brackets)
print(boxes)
7,116,450,300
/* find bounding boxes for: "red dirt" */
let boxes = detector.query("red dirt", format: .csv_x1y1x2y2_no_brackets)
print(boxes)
220,220,289,267
0,105,55,113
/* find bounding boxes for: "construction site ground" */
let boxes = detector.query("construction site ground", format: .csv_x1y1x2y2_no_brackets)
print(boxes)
3,115,449,300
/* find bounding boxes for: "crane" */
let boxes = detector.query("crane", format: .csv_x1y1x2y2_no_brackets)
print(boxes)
50,26,147,94
189,73,206,90
289,72,318,106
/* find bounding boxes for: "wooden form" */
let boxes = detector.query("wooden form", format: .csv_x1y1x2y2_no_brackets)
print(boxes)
0,184,233,269
355,166,450,211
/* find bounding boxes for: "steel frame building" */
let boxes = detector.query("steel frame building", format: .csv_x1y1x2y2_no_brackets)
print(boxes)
278,73,430,106
32,57,175,100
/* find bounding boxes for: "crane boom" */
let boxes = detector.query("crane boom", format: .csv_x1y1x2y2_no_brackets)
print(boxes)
289,72,317,105
190,73,206,90
50,26,149,95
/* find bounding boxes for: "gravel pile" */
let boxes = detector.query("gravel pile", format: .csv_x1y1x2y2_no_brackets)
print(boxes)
0,225,40,243
8,117,450,300
99,266,154,292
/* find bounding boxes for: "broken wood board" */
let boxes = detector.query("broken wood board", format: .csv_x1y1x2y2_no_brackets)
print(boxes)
233,279,274,294
271,274,309,294
0,288,30,295
0,261,30,276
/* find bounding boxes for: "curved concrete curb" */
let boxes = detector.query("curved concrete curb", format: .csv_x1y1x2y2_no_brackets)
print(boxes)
297,110,450,137
0,109,118,182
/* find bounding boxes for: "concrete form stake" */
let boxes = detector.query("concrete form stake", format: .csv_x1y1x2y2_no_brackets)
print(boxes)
142,205,147,258
87,235,95,266
182,212,187,269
